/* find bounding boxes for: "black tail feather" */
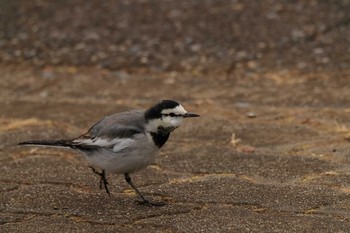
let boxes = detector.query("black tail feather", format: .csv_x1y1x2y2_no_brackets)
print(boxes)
18,139,72,148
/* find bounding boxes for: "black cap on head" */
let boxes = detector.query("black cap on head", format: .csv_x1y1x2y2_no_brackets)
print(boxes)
145,100,180,120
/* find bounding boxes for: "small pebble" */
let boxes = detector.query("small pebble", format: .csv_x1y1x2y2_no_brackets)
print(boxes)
247,112,257,118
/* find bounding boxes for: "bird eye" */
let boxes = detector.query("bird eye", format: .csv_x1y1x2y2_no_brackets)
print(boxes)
162,113,177,117
162,113,179,117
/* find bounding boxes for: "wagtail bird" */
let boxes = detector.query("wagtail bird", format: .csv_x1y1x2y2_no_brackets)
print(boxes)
18,100,199,206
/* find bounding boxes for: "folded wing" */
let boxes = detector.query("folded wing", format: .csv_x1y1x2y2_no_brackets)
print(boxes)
72,110,146,152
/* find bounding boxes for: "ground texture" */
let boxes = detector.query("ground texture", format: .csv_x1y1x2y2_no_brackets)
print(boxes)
1,0,350,232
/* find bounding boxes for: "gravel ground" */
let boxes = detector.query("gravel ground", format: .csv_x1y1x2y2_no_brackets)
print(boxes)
1,0,349,72
1,1,350,232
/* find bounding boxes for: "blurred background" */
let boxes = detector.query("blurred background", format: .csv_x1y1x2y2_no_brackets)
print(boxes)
1,0,349,109
1,1,350,232
1,0,349,72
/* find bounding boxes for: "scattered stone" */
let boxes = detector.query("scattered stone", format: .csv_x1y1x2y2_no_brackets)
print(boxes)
247,112,257,118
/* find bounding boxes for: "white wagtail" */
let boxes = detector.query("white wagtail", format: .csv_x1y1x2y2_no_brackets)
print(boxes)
18,100,199,206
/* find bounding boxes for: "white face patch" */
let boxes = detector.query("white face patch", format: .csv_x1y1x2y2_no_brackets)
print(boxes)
161,115,184,128
146,117,183,133
161,104,187,116
146,104,187,133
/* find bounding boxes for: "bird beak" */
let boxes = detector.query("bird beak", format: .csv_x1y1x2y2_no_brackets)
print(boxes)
184,112,200,118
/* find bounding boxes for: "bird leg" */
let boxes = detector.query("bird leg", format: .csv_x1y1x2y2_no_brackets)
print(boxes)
124,173,165,206
89,166,110,196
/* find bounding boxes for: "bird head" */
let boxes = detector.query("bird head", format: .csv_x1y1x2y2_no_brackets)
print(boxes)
145,100,200,134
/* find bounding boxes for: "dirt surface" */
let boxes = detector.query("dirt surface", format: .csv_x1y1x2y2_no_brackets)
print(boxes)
1,1,350,232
